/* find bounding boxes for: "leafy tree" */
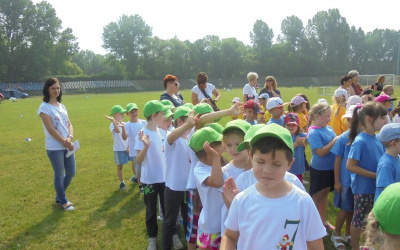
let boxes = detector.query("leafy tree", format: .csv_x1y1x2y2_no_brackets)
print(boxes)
250,20,274,74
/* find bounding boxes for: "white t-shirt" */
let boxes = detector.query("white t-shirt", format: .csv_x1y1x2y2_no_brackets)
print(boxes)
225,184,326,250
220,162,246,234
194,161,225,234
125,120,147,157
242,83,258,102
110,122,128,151
165,134,191,191
186,149,199,190
394,115,400,123
134,127,167,184
235,169,305,192
191,83,215,103
38,102,70,150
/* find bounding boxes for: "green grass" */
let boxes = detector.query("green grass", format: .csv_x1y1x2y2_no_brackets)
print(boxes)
2,85,394,249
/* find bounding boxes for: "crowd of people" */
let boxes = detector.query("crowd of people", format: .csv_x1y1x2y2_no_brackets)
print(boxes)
37,71,400,250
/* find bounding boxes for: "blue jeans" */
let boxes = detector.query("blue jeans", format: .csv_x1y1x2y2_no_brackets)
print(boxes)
46,150,76,205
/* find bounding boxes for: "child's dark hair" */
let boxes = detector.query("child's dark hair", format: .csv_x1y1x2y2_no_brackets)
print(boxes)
251,137,293,163
348,102,387,144
43,77,62,103
340,75,353,86
146,111,160,121
174,116,188,128
297,93,310,111
195,141,222,159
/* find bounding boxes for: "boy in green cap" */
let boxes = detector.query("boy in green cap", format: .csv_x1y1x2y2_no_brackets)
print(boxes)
134,100,169,250
124,103,147,190
105,105,129,190
221,124,326,250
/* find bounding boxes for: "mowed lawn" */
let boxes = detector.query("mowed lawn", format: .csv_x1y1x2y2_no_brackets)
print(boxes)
2,85,393,249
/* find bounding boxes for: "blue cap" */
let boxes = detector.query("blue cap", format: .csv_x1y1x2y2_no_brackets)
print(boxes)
377,123,400,142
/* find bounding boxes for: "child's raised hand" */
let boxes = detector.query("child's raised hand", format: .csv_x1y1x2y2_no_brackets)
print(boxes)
230,102,243,116
138,130,150,147
223,177,240,207
203,141,220,159
105,115,114,122
186,111,199,127
295,136,306,146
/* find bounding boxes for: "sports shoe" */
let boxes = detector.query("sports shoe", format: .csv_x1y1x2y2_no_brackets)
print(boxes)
147,237,157,250
62,204,75,211
157,215,163,221
130,175,138,183
139,184,144,194
55,199,73,206
172,234,183,249
119,182,126,190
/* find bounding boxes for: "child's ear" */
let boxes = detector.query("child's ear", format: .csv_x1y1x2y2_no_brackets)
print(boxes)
287,158,295,171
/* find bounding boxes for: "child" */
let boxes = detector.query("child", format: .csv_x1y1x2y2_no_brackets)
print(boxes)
375,94,397,123
307,102,338,231
124,103,147,190
220,124,326,250
375,123,400,201
284,113,306,183
361,183,400,250
329,88,349,136
230,97,243,120
105,105,129,190
266,97,286,126
330,105,356,249
288,95,309,132
162,106,198,250
243,99,259,125
346,102,388,249
258,93,271,123
219,119,251,235
134,100,170,250
189,127,225,250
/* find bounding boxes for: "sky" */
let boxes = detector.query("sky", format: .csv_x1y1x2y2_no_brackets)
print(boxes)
32,0,400,55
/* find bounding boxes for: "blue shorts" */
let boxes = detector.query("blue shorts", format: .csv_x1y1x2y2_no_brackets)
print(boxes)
333,186,354,211
114,151,129,165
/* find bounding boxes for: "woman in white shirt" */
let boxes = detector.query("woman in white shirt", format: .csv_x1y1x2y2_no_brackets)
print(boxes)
243,72,259,102
191,72,221,106
38,78,76,211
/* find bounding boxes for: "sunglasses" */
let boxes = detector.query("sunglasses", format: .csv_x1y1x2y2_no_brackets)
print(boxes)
266,79,273,82
170,82,179,86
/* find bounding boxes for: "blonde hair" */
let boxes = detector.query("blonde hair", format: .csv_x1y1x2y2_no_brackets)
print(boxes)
362,211,400,249
377,75,386,84
309,102,330,125
264,76,278,90
247,72,258,82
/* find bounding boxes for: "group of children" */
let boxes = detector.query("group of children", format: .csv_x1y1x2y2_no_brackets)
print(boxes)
103,77,400,249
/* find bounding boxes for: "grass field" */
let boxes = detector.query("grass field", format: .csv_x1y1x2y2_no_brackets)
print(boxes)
1,85,388,249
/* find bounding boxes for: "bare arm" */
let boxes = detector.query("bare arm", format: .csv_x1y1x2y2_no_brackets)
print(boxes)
243,94,248,103
220,229,239,250
197,102,243,129
334,155,342,193
135,131,150,164
167,111,198,145
347,158,376,179
191,91,198,105
314,136,338,157
203,141,223,188
40,113,72,149
121,125,128,141
212,88,220,102
306,238,324,250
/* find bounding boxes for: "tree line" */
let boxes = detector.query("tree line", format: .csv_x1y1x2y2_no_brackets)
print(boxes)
1,0,399,83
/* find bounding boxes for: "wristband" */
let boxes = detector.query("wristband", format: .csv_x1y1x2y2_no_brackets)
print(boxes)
68,134,74,139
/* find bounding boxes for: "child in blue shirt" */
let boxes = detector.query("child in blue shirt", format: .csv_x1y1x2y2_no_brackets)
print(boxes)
375,123,400,202
347,102,388,250
266,97,286,126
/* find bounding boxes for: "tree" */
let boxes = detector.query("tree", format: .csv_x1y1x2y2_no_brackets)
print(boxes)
102,14,152,79
250,20,274,74
280,15,305,51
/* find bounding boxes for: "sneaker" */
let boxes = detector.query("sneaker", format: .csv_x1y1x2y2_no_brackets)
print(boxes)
130,175,138,183
62,204,75,211
55,199,73,206
147,237,157,250
119,182,126,190
157,215,163,221
139,184,144,194
172,234,183,249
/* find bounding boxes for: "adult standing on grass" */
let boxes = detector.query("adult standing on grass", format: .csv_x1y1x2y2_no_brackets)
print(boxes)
160,74,184,107
348,70,363,96
38,78,75,211
242,72,259,102
191,72,221,107
258,76,281,98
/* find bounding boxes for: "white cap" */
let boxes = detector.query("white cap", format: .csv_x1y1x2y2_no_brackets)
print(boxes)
342,105,356,119
334,88,349,100
266,97,285,110
317,98,328,103
346,95,362,108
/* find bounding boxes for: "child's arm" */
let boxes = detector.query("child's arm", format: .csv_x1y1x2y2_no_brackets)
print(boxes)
121,124,128,141
222,177,240,209
135,131,150,164
293,135,305,149
167,111,198,145
220,228,239,250
346,158,376,179
196,102,243,129
105,115,122,133
334,155,342,193
203,141,223,188
314,136,338,157
306,238,324,250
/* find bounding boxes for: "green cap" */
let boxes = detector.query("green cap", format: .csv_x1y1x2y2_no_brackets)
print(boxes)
111,105,126,115
165,109,173,119
143,100,169,118
173,106,192,122
222,119,251,135
126,103,138,113
189,127,222,152
161,100,174,108
249,123,294,154
205,123,224,134
193,103,214,116
183,103,195,109
237,124,265,152
373,183,400,235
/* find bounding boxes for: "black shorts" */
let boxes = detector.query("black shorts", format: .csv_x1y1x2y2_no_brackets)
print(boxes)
309,167,334,196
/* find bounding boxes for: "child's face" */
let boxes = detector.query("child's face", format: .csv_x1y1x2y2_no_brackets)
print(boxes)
382,101,392,110
113,112,124,121
127,109,138,118
372,115,388,131
153,112,165,127
245,109,256,122
300,102,307,111
160,116,173,131
223,133,248,162
315,109,331,127
346,118,352,129
251,149,293,191
269,106,284,117
390,140,400,155
284,124,298,135
385,88,394,96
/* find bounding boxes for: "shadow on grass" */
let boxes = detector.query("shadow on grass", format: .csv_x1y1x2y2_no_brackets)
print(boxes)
1,205,63,249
